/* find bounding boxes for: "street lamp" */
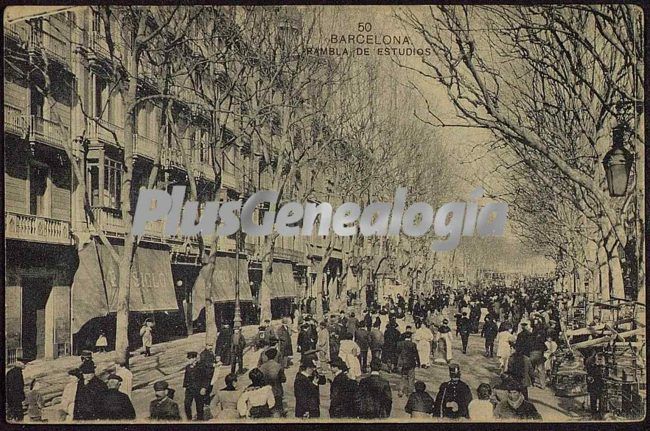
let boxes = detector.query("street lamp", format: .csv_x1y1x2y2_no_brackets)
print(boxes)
603,124,633,197
234,229,242,331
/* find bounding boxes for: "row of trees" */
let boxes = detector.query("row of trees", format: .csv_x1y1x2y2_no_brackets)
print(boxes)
7,6,469,362
398,5,644,309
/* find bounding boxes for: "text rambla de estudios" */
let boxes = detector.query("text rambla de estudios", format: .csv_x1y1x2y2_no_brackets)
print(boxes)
132,187,507,252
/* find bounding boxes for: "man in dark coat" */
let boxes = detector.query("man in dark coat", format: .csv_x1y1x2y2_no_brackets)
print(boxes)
183,351,209,420
494,379,541,420
506,347,535,400
585,352,606,418
329,356,358,418
369,320,384,363
515,322,533,357
294,357,326,418
6,358,26,421
469,302,482,333
362,309,372,328
481,315,499,357
259,348,287,417
100,374,136,420
231,328,247,375
433,364,472,419
356,359,392,419
74,360,109,420
214,324,233,365
458,312,472,354
397,330,420,397
355,325,371,372
297,323,317,359
149,381,181,420
276,317,294,367
346,312,359,338
383,320,401,372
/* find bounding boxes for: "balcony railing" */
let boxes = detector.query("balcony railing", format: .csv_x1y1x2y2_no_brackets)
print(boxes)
133,133,159,159
29,115,70,148
5,23,29,42
4,106,27,136
42,32,70,64
90,207,170,242
5,212,72,245
90,118,122,145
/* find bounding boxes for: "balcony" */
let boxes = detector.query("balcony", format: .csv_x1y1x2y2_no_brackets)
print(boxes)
167,147,183,169
28,30,71,66
42,32,70,64
5,212,72,245
133,133,159,160
90,118,122,146
4,23,29,43
29,115,70,149
221,170,239,190
4,106,28,136
90,207,169,242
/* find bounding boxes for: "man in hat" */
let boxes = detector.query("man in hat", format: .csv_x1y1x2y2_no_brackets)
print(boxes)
515,322,533,358
215,323,233,365
298,322,317,359
433,364,472,419
183,351,209,420
329,356,358,418
259,347,287,417
6,358,27,421
356,358,392,419
80,350,93,364
150,381,181,420
481,315,499,358
458,311,472,354
74,360,109,420
294,357,326,418
316,321,331,372
100,374,136,420
231,327,247,375
494,379,541,420
397,329,420,397
113,360,133,400
354,324,371,373
276,317,293,368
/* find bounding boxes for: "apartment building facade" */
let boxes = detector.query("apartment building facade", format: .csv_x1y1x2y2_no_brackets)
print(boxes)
4,7,348,362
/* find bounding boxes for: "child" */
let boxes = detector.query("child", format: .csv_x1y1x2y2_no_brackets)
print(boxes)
96,330,108,353
468,383,495,421
25,379,45,422
543,333,558,388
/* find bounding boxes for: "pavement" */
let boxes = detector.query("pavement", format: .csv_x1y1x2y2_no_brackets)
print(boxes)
17,314,591,422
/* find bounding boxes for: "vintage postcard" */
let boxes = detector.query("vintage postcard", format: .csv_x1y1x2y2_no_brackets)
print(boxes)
3,3,645,425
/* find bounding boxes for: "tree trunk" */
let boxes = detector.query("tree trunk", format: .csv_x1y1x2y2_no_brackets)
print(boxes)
114,46,139,365
259,252,273,323
205,297,216,344
607,248,626,299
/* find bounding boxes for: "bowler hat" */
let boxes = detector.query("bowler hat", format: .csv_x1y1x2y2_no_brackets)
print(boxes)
187,351,198,359
153,380,169,391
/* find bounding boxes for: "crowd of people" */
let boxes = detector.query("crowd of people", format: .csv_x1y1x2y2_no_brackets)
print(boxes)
10,276,618,422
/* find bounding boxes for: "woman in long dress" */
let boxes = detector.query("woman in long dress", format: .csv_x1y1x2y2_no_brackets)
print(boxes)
338,333,362,380
413,322,434,368
496,321,515,372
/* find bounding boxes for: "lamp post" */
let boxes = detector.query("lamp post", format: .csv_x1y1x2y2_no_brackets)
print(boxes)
603,123,633,197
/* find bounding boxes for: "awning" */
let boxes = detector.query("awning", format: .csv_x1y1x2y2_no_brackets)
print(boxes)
268,262,297,299
192,256,252,317
71,242,178,333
